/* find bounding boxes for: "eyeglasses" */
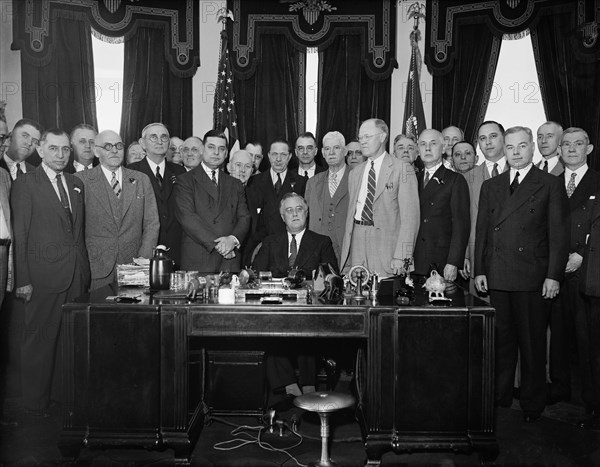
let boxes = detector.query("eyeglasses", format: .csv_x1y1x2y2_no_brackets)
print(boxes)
170,145,183,152
296,145,315,153
357,132,383,142
560,141,586,149
284,206,306,215
96,142,125,151
47,145,72,155
146,134,170,143
181,147,201,155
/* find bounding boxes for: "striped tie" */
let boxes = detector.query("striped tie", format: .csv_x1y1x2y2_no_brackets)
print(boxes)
423,171,430,188
288,234,297,268
491,163,499,177
212,170,218,186
329,172,338,197
361,161,376,225
111,171,121,198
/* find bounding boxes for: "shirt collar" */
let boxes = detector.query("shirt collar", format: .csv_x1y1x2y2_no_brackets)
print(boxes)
425,161,443,177
485,157,507,174
201,162,219,181
100,165,122,183
288,228,306,245
146,157,166,176
510,162,533,181
329,164,346,179
565,163,588,179
271,168,287,184
41,162,62,180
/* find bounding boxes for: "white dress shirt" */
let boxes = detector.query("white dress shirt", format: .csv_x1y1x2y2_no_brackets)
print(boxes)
73,160,93,172
287,229,306,256
270,169,287,186
42,163,71,209
298,164,317,178
201,162,219,184
509,163,533,184
100,165,123,187
564,164,588,191
484,157,507,178
146,158,166,179
355,152,386,221
3,154,27,181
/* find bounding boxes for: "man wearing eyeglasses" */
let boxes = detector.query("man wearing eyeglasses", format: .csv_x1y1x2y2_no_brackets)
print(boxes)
0,117,8,159
253,193,337,409
244,138,307,267
181,136,203,172
167,136,184,166
340,118,419,278
345,140,366,169
227,149,254,186
11,129,90,417
129,122,186,266
64,123,99,173
295,132,326,179
1,118,43,180
75,130,159,290
174,130,250,274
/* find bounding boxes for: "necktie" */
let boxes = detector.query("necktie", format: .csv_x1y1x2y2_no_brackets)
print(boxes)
289,234,297,268
566,172,577,198
211,170,218,186
56,174,73,225
155,166,163,188
329,172,338,197
361,161,376,225
111,171,121,198
543,160,548,172
304,170,309,179
84,164,89,170
423,171,430,188
274,173,282,194
16,163,23,178
491,163,499,178
510,171,520,195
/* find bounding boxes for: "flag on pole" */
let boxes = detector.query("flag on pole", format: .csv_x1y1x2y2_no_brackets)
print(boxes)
403,4,427,139
213,27,240,153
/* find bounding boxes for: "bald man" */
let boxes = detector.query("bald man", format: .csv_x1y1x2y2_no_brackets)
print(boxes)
76,130,159,289
227,150,254,186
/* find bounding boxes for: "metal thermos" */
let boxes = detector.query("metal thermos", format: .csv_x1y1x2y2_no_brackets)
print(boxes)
149,246,173,290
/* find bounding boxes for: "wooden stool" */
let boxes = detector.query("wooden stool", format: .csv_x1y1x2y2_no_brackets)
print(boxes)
293,391,356,467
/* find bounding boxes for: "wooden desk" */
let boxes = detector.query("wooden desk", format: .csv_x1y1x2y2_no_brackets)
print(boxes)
58,283,498,465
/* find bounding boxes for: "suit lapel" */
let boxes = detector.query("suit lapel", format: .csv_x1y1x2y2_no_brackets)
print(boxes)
331,168,349,204
87,167,115,221
420,165,446,201
567,170,593,211
141,158,164,201
120,168,136,220
296,231,315,270
195,167,218,201
37,166,72,227
374,154,393,202
64,173,80,229
497,168,543,223
278,233,290,272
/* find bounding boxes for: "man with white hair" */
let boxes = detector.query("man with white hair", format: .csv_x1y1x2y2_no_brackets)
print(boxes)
227,150,254,186
128,122,186,266
305,131,350,263
181,136,203,172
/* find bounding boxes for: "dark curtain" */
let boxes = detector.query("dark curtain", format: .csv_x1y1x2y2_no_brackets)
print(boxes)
120,26,192,146
431,23,502,144
317,34,391,145
531,12,600,171
234,34,304,171
20,15,97,131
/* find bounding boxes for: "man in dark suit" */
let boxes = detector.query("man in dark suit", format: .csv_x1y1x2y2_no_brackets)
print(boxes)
474,126,569,422
552,127,599,408
295,132,326,179
12,129,90,416
1,118,42,180
174,130,250,274
0,167,14,426
305,131,350,264
64,123,99,173
536,121,564,175
579,187,600,429
414,129,470,279
244,138,307,267
76,130,159,289
128,122,186,267
253,193,338,406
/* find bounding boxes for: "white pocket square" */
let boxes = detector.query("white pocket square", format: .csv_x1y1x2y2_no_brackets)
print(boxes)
74,187,81,193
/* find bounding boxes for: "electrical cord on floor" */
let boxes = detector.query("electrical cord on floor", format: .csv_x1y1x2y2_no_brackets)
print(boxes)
211,416,307,467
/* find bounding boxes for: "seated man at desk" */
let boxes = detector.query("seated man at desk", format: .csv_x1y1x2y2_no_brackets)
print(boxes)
253,193,338,409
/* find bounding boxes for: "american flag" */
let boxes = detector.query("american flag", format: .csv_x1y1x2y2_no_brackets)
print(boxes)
213,30,240,152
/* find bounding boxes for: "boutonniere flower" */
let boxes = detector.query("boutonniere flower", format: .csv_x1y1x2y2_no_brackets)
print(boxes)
74,187,81,193
129,178,136,184
591,195,596,200
433,177,444,185
290,181,296,191
385,182,394,190
257,208,262,214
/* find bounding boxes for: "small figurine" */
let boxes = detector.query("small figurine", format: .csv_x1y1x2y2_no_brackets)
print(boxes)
423,270,451,303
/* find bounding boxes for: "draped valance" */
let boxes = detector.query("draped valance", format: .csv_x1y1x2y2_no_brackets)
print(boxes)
11,0,200,78
228,0,397,81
